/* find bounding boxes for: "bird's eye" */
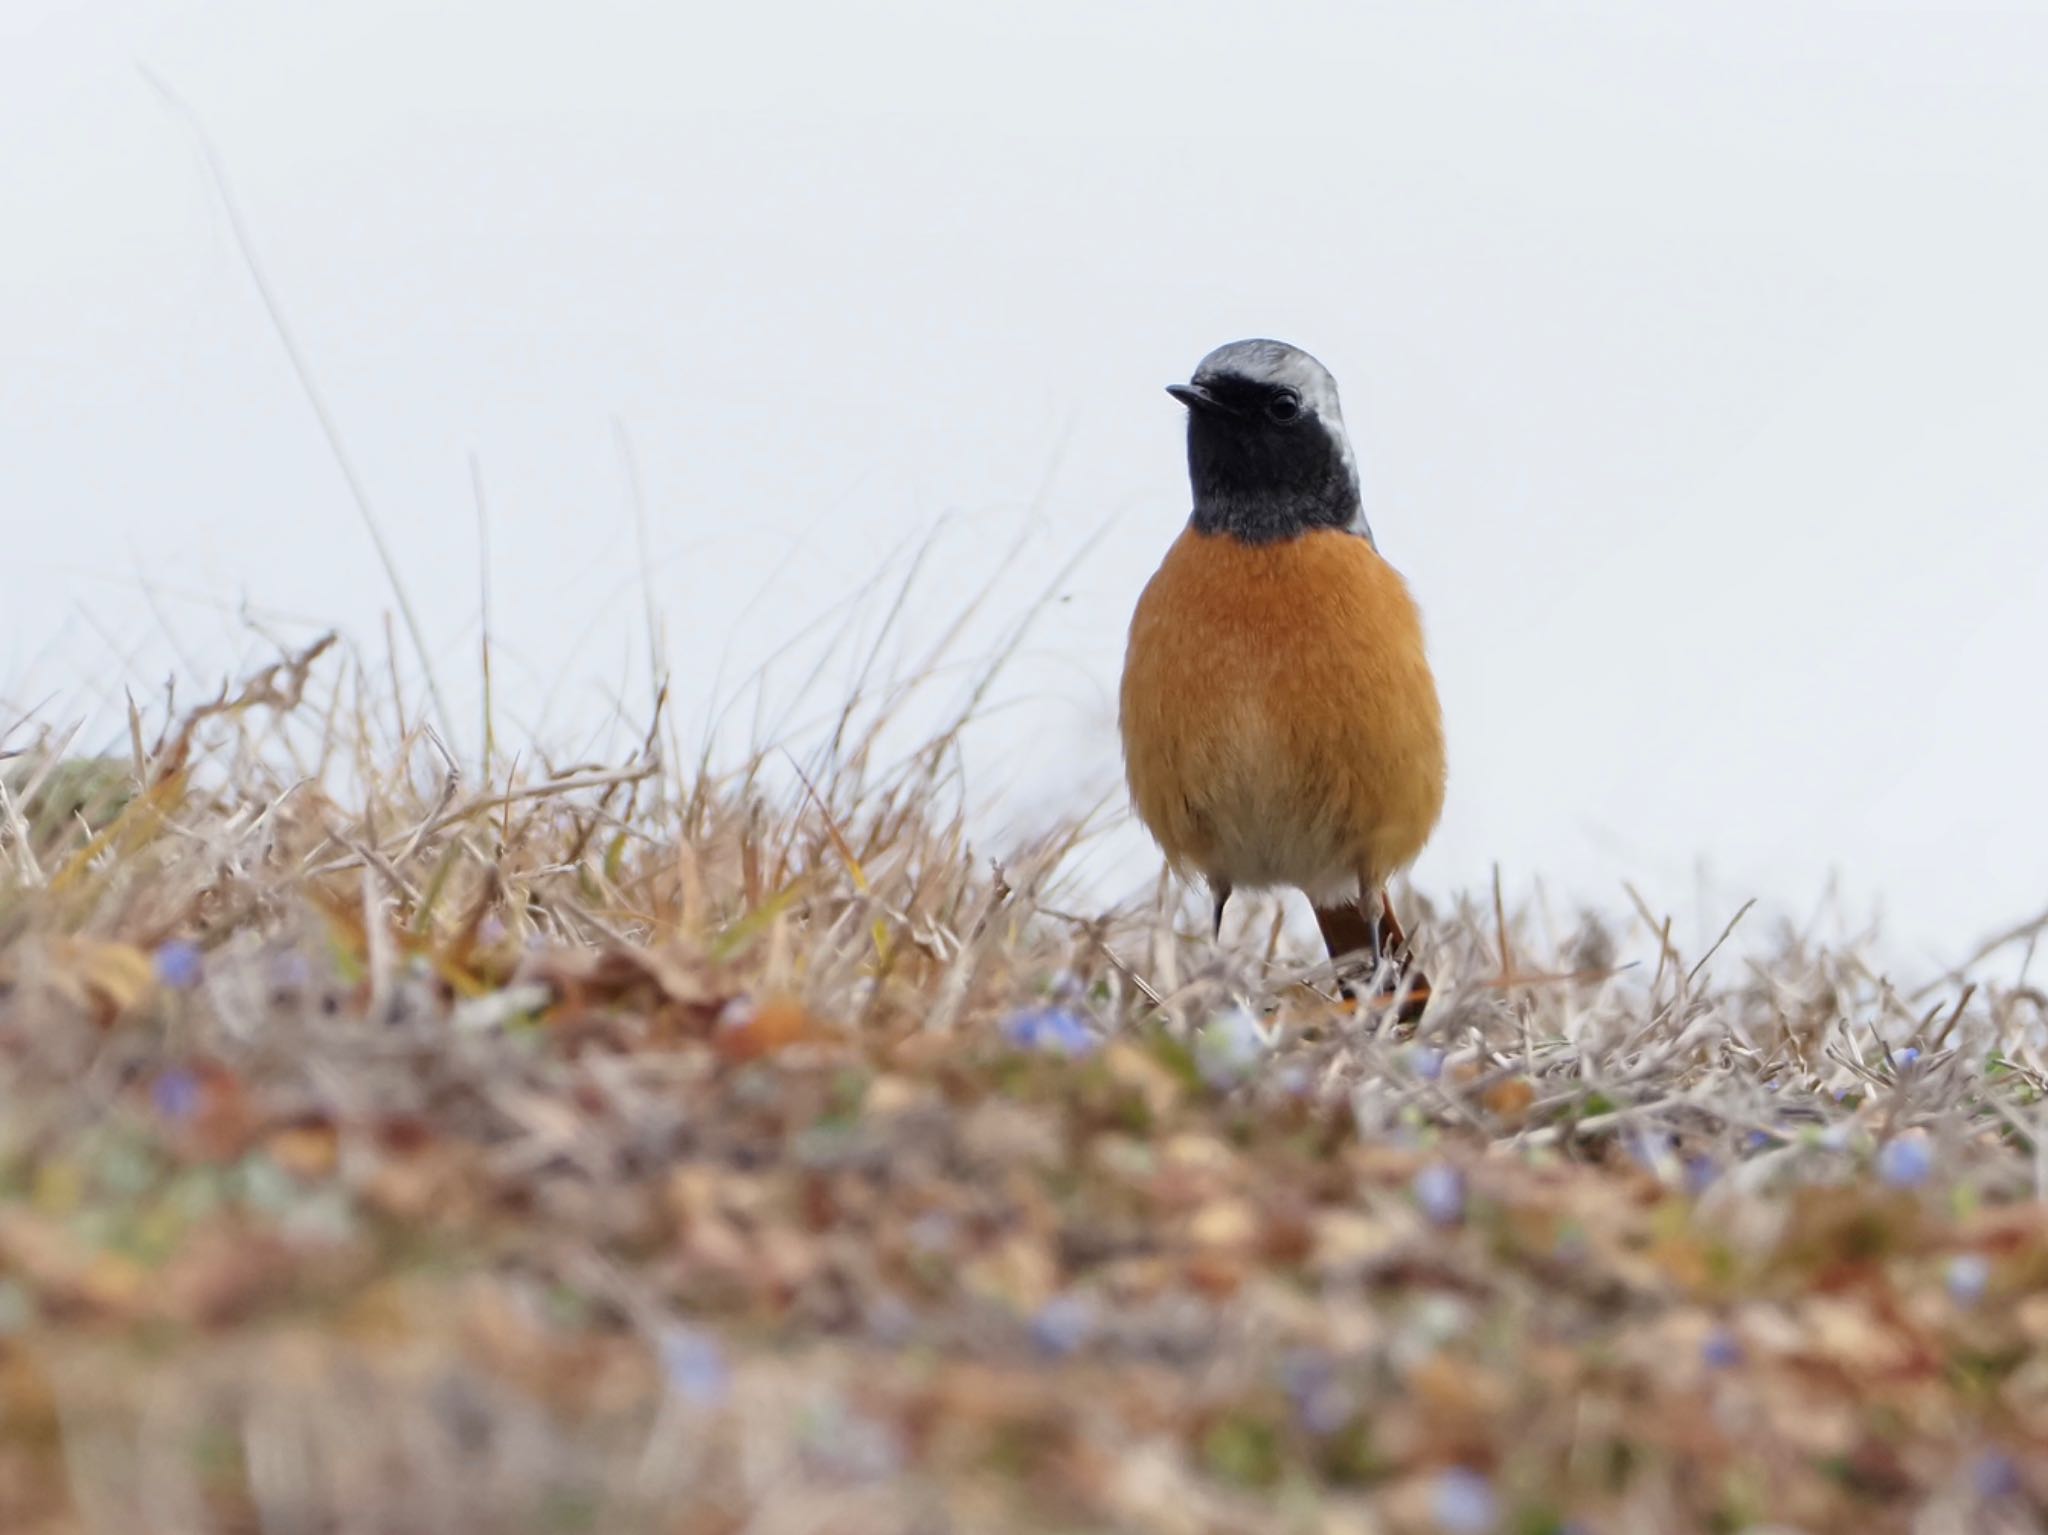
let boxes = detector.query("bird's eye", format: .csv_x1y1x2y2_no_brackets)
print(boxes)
1267,389,1302,423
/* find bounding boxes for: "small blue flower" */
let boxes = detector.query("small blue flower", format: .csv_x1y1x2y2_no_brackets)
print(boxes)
1194,1005,1269,1088
1277,1358,1359,1440
1297,1378,1355,1435
153,940,203,991
1276,1350,1354,1436
1277,1347,1333,1399
1683,1155,1719,1194
1431,1466,1499,1533
657,1325,729,1407
1973,1449,2021,1501
1409,1045,1446,1082
1029,1292,1096,1356
151,1068,201,1121
1895,1046,1921,1069
1877,1136,1934,1188
1413,1163,1465,1227
1743,1130,1773,1153
1946,1253,1991,1306
1272,1063,1314,1098
1701,1325,1742,1369
1626,1131,1675,1172
1000,1005,1097,1057
1277,1348,1355,1432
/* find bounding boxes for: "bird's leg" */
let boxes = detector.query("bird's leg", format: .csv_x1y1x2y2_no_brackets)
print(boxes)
1374,891,1409,961
1312,897,1381,1000
1209,878,1233,940
1374,889,1431,1023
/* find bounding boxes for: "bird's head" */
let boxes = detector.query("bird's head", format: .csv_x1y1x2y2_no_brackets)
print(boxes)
1168,339,1370,545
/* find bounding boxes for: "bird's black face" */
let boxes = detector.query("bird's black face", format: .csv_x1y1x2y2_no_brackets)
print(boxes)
1172,370,1363,545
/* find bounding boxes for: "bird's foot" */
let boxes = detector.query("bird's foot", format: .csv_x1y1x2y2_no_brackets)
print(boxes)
1336,961,1431,1027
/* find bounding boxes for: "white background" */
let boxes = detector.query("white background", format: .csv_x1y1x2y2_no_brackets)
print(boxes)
6,2,2046,970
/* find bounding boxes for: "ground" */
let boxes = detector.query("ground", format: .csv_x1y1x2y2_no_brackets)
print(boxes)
2,644,2045,1534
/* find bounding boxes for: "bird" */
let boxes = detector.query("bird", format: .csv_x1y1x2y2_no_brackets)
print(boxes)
1118,339,1445,1014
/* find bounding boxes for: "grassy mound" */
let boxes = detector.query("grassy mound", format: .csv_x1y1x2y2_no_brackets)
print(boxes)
1,640,2044,1534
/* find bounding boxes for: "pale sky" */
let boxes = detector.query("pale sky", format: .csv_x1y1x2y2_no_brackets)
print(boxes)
6,1,2047,971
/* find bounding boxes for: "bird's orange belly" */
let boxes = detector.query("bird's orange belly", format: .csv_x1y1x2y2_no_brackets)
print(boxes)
1119,527,1445,903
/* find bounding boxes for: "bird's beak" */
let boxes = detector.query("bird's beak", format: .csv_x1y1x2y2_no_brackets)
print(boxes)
1167,381,1233,416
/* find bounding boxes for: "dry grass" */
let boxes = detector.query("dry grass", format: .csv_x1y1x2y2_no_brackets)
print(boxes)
4,630,2048,1535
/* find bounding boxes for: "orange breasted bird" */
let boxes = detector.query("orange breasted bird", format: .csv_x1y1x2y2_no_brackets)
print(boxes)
1119,339,1445,1010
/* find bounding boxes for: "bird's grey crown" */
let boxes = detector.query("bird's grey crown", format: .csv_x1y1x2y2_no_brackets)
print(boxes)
1192,339,1347,432
1184,339,1373,545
